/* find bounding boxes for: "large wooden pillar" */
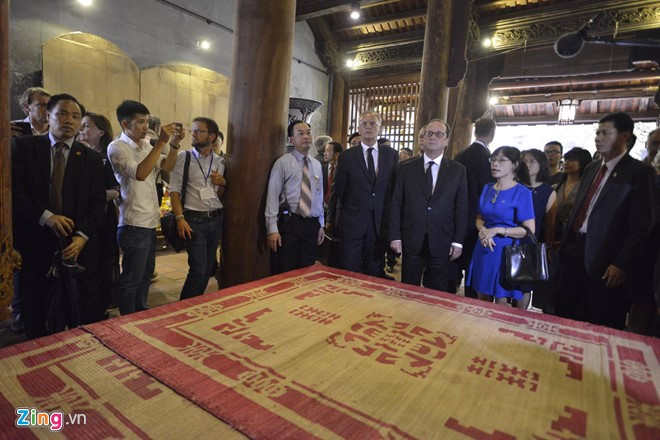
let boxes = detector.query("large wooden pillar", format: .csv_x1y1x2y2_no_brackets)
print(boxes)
0,0,20,320
329,72,348,145
416,0,453,134
221,0,296,287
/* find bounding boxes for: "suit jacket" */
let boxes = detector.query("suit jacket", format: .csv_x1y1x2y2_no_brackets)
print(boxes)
560,155,656,274
454,141,494,231
389,156,468,257
328,144,398,239
12,134,106,264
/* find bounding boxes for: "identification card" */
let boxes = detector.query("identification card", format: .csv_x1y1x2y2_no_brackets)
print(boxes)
199,186,215,200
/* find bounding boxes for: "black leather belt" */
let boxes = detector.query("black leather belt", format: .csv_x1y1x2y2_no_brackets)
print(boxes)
184,209,223,219
291,213,319,222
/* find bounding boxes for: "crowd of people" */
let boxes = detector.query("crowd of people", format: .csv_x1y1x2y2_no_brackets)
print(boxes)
9,88,226,339
7,86,660,341
268,110,659,336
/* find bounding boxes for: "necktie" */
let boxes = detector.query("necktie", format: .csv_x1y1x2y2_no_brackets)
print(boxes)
298,157,312,217
325,165,334,205
49,143,66,214
573,164,607,232
367,147,376,184
426,162,435,194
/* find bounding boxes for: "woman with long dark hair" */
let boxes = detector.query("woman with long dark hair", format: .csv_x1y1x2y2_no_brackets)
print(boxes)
518,149,557,310
466,146,535,308
553,148,592,243
79,112,120,313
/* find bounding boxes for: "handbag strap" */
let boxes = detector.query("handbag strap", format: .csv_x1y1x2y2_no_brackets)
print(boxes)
180,151,191,206
519,224,539,245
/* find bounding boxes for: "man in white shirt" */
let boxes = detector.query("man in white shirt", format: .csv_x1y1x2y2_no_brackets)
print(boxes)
108,100,182,315
170,117,226,300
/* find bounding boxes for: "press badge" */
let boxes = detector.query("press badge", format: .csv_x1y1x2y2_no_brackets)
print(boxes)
200,186,216,200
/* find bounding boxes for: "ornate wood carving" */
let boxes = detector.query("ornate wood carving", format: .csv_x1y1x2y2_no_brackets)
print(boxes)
353,43,424,69
484,4,660,50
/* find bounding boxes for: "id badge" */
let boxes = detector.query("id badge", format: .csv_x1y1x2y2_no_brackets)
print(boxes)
199,186,215,200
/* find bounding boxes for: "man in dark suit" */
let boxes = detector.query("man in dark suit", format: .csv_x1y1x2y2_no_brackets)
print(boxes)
453,117,496,296
327,111,398,276
556,112,656,330
389,119,468,292
12,94,106,339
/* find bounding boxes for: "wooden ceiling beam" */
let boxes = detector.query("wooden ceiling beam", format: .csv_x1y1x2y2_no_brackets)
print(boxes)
494,110,659,125
295,0,402,22
341,29,425,53
332,8,427,32
492,88,657,105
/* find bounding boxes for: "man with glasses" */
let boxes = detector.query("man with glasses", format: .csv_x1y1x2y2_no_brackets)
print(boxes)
327,111,398,277
170,117,226,300
11,87,51,137
544,141,564,186
453,117,496,296
389,119,467,292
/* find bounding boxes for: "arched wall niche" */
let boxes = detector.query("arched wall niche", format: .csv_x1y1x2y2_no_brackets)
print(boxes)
43,32,140,137
42,32,230,148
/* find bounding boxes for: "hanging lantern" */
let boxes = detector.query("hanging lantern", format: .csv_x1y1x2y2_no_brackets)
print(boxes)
558,99,579,125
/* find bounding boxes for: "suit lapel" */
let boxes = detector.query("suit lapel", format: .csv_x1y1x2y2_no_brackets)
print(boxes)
37,135,51,183
430,158,450,202
593,155,629,208
569,160,601,226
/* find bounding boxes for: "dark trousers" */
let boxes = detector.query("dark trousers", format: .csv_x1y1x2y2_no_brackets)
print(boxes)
556,234,628,330
401,235,450,292
341,215,384,277
272,214,320,274
180,212,223,300
452,228,478,298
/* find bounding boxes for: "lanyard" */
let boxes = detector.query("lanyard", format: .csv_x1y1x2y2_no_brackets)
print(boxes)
193,153,214,186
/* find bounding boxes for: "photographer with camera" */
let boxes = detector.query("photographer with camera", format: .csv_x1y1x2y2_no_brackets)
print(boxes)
108,100,182,315
265,120,324,274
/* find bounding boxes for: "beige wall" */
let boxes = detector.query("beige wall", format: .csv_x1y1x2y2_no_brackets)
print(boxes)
43,33,140,137
42,33,230,148
140,65,229,151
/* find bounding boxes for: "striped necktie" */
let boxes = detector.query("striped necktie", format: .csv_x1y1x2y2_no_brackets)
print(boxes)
49,142,66,214
298,157,312,217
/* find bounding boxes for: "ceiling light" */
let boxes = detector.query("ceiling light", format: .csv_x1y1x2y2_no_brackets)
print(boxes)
346,59,355,68
77,0,92,6
558,99,579,125
482,38,492,48
197,40,211,50
350,2,361,20
488,96,499,105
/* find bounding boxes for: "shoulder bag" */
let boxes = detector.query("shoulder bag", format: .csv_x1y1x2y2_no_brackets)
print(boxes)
504,225,549,285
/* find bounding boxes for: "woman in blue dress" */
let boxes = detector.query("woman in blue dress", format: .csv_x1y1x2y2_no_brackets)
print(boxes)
466,146,535,308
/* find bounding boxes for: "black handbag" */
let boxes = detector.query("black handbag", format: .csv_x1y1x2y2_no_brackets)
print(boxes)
161,152,191,253
504,225,549,285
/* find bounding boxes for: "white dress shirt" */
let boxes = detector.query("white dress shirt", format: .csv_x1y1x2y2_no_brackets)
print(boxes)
108,132,165,228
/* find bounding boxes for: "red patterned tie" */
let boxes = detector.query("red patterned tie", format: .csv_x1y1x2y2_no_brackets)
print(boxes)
325,165,334,205
573,164,607,232
49,143,66,214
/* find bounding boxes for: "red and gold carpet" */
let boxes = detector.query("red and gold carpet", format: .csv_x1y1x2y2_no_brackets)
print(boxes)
1,266,659,439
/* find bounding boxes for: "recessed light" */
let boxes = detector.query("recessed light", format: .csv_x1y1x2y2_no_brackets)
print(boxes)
482,38,492,48
198,40,211,50
350,3,361,20
77,0,92,6
346,59,355,68
489,96,499,105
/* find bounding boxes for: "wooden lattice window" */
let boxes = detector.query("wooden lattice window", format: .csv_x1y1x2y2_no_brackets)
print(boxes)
348,82,420,151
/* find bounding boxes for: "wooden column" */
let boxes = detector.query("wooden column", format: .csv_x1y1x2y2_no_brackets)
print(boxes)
416,0,453,131
0,0,20,320
447,61,477,159
329,72,347,144
221,0,296,287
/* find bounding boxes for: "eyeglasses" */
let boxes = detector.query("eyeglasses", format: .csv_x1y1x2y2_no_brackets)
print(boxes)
359,121,380,127
489,157,511,164
424,130,447,139
189,129,209,135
